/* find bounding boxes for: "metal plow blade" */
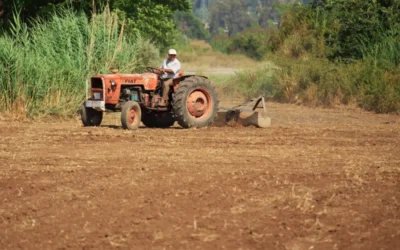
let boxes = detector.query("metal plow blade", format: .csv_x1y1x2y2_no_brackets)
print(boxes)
216,95,272,128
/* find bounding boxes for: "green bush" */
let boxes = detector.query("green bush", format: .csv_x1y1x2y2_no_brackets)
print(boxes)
357,61,400,113
227,28,269,60
211,34,231,54
219,62,278,99
0,8,159,118
271,57,359,106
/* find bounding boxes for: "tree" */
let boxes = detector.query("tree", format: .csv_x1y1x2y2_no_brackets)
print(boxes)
308,0,400,60
0,0,105,24
257,0,280,27
0,0,191,48
209,0,255,37
208,0,296,38
111,0,190,49
174,10,210,41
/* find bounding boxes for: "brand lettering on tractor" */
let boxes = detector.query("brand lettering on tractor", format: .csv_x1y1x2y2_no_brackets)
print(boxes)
124,79,136,84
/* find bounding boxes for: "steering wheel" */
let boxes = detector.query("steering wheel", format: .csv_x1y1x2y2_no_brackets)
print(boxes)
146,67,159,73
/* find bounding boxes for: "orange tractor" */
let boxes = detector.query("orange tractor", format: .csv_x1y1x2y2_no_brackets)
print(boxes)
80,67,219,130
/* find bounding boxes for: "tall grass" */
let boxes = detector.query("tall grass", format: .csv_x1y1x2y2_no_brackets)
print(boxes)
355,29,400,113
359,29,400,70
174,40,259,71
271,57,361,107
230,62,277,98
214,62,278,100
0,7,159,118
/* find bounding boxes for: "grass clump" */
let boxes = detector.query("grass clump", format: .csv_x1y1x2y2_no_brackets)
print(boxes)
0,7,159,118
174,40,260,71
215,62,278,100
271,57,358,107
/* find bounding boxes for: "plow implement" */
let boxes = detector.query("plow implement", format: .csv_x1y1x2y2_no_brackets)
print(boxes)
216,95,272,128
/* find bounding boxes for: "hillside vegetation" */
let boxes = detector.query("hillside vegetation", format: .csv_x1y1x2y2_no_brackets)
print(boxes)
208,1,400,113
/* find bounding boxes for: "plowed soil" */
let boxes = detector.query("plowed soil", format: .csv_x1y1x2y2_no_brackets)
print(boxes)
1,102,399,250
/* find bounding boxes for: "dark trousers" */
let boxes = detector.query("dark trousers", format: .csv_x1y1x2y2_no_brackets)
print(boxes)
162,78,174,101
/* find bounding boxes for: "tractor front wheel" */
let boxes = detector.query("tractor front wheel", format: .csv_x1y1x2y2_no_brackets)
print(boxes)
121,101,142,130
81,102,103,127
172,76,219,128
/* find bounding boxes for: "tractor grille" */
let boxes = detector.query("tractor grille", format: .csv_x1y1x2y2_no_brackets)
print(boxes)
91,78,103,100
91,78,103,89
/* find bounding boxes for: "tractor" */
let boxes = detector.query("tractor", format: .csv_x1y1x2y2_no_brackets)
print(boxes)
80,67,219,130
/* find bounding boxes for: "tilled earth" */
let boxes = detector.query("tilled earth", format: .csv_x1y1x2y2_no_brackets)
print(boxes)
0,102,399,250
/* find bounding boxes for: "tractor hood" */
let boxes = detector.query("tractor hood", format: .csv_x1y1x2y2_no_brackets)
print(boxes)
91,72,159,89
89,72,159,105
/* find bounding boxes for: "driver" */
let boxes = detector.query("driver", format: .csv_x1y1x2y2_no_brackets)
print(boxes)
156,49,181,107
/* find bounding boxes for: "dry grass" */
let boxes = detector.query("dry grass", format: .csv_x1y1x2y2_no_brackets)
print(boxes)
175,40,261,73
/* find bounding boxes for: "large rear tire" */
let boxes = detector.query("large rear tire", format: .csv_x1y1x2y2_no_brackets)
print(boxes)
121,101,142,130
142,112,175,128
141,112,156,128
172,76,219,128
81,102,103,127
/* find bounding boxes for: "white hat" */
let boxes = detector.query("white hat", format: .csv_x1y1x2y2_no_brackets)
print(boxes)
168,49,177,55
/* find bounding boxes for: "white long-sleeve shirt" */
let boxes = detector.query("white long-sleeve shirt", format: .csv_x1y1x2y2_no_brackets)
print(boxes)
160,58,181,79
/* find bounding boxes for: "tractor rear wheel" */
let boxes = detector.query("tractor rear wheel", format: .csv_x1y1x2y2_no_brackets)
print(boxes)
142,112,175,128
121,101,142,130
141,112,156,128
172,76,219,128
81,103,103,127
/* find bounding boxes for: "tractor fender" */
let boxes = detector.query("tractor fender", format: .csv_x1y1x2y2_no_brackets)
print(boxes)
173,75,208,85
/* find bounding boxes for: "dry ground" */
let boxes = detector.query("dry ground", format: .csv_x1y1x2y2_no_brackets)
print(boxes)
0,102,399,250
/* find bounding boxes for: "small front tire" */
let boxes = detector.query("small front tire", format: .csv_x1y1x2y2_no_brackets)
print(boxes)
121,101,142,130
81,103,103,127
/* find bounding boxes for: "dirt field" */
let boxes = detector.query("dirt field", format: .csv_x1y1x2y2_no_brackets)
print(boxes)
1,102,399,250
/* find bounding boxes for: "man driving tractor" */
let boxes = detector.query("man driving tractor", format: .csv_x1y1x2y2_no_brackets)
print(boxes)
82,47,221,130
156,49,181,107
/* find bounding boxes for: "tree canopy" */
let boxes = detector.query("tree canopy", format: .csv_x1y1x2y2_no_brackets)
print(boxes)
0,0,191,48
204,0,307,37
306,0,400,60
174,10,210,41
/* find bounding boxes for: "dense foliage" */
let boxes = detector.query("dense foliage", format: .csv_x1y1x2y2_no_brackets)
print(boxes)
174,10,210,41
0,0,191,48
288,0,400,61
213,0,400,113
226,29,270,60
